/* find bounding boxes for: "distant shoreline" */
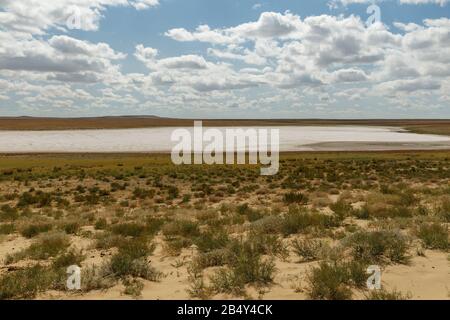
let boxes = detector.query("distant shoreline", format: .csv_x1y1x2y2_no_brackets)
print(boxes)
0,116,450,136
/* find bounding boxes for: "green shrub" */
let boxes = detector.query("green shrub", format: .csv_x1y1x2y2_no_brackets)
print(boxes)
194,230,230,253
191,249,229,270
366,288,411,300
330,199,352,220
21,223,52,238
251,215,283,234
94,218,108,230
17,191,52,208
95,233,124,249
109,255,159,280
122,277,144,298
182,194,191,203
106,238,160,281
63,222,80,235
0,224,15,235
28,233,70,260
281,211,339,236
436,197,450,222
187,267,212,299
248,232,289,259
162,220,200,238
0,204,19,221
132,187,154,199
52,249,85,269
345,230,409,264
8,233,70,263
111,223,148,237
416,223,448,250
163,237,192,256
117,237,154,259
80,265,115,292
291,239,324,262
210,239,276,296
0,265,56,299
235,204,263,222
16,192,37,207
167,186,179,199
145,217,166,234
306,261,366,300
358,197,412,219
307,261,352,300
283,192,308,205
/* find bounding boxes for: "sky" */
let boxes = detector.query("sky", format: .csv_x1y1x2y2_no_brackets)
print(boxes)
0,0,449,119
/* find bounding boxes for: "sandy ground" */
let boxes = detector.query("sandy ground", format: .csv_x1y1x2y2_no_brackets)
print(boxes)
0,235,33,266
0,152,448,300
23,237,447,300
381,250,450,300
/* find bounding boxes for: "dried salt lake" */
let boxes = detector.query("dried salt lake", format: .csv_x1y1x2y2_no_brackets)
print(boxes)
1,126,450,153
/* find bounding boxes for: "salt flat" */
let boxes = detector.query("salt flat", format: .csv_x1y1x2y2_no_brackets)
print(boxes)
1,126,450,153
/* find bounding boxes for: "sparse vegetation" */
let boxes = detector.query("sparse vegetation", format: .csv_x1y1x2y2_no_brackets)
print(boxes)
21,223,52,238
366,288,411,300
122,277,144,298
283,192,308,205
0,151,449,300
6,233,70,264
0,265,56,299
344,230,410,264
306,261,366,300
416,223,448,250
292,239,324,262
209,239,276,296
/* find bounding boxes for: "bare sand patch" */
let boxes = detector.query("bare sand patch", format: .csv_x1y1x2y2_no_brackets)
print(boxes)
381,251,449,300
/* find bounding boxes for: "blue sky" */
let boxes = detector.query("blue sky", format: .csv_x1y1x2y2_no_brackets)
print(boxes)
0,0,449,118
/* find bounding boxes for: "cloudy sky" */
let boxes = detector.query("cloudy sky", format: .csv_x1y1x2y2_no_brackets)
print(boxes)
0,0,449,118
